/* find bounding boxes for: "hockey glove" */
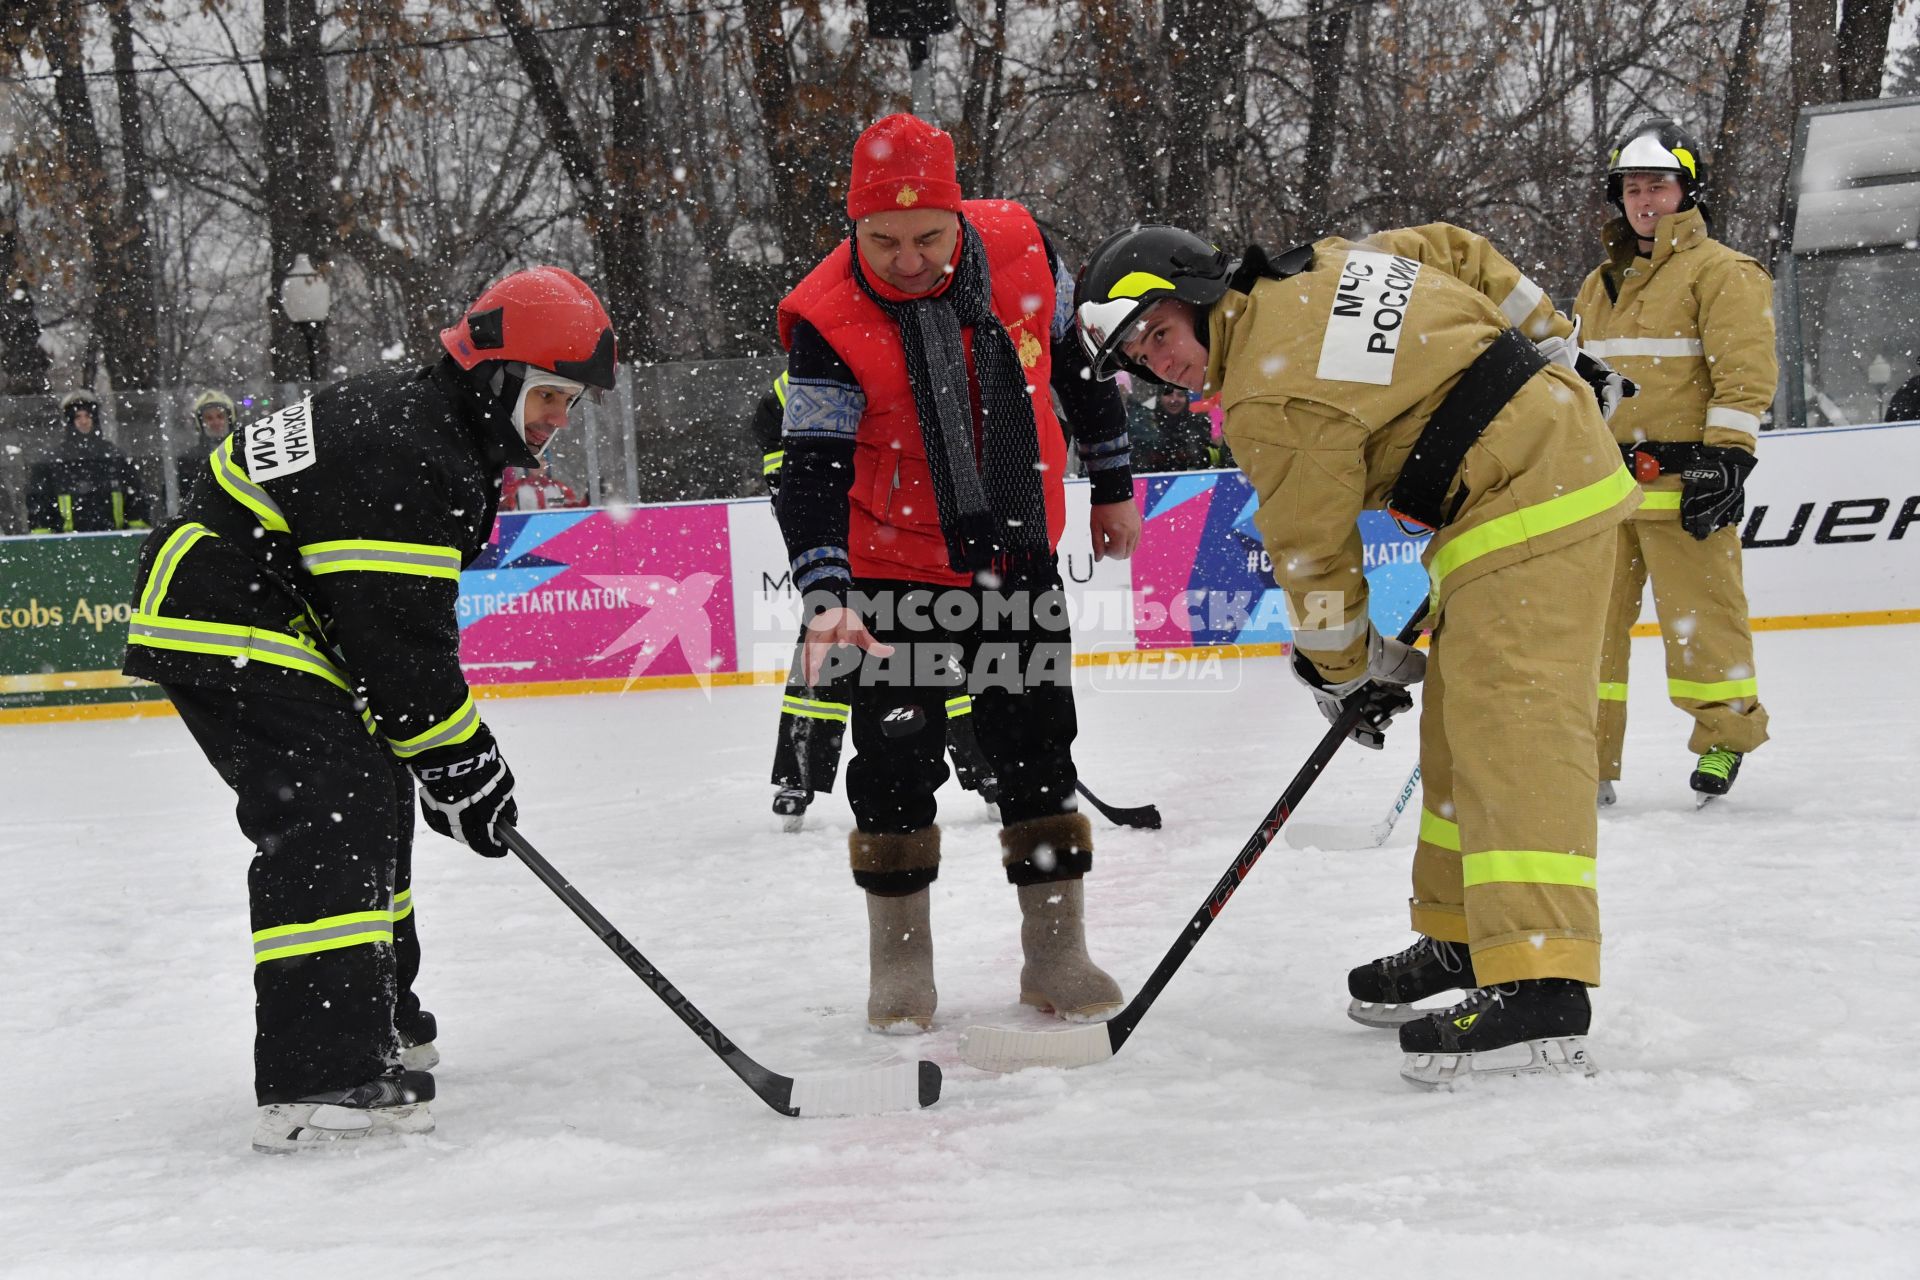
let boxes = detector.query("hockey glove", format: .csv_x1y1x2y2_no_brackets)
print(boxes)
1678,445,1756,540
1573,350,1635,421
412,723,518,858
1290,625,1426,750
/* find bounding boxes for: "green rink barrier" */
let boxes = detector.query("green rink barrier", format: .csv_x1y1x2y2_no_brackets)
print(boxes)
0,531,165,715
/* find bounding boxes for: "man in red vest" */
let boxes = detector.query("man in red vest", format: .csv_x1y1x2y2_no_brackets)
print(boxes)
775,113,1141,1035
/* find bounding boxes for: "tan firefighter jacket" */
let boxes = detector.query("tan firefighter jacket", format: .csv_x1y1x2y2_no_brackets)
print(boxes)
1573,207,1778,521
1207,223,1640,684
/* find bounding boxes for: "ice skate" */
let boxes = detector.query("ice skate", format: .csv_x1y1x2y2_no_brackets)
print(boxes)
773,787,812,833
866,888,936,1034
252,1068,436,1153
1347,934,1473,1028
395,1007,439,1071
1597,780,1617,809
1017,881,1123,1022
1398,979,1595,1090
1690,749,1741,807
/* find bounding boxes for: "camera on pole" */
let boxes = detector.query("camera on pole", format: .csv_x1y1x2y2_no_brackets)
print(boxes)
866,1,957,118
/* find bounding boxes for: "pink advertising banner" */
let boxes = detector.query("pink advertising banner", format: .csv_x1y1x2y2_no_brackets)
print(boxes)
457,505,737,687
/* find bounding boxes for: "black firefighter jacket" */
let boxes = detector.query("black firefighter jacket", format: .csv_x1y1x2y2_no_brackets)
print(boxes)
123,359,524,760
28,428,151,533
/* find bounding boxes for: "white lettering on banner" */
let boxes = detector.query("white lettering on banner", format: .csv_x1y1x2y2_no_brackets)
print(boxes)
455,586,633,623
243,396,318,482
1317,249,1421,385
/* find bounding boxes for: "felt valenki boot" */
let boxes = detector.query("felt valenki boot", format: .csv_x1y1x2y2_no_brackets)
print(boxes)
1001,814,1122,1021
851,827,942,1034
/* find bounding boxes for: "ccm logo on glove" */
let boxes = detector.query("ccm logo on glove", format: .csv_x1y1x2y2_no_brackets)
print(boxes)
411,725,519,857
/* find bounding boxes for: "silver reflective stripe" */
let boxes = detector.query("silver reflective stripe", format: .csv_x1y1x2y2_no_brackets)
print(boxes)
1289,613,1372,652
1705,406,1761,434
127,618,350,688
390,697,480,758
253,918,391,959
1581,337,1704,359
1500,275,1546,329
140,524,211,614
300,545,458,574
212,438,289,531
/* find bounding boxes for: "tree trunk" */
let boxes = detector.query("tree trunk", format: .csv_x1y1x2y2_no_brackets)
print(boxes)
1788,0,1841,108
602,0,657,362
1712,0,1769,208
262,0,338,383
0,209,52,396
1299,0,1353,238
104,0,159,391
956,0,1010,199
1161,0,1241,234
1836,0,1897,100
42,0,158,393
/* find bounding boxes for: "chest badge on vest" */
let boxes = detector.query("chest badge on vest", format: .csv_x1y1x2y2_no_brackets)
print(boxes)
1017,328,1043,369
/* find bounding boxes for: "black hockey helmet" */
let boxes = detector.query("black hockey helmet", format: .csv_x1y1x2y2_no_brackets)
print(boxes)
1074,225,1233,383
1606,116,1707,214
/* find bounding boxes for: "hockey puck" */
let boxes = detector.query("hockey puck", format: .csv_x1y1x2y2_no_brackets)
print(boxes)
879,705,926,738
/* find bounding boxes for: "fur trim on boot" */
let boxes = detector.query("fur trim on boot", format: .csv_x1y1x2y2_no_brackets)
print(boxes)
998,812,1093,885
1017,880,1123,1022
850,825,941,896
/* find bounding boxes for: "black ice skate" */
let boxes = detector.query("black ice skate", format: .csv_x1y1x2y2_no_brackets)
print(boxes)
252,1068,436,1153
1397,979,1595,1089
773,787,813,833
1347,935,1473,1028
1690,749,1742,808
396,1007,439,1071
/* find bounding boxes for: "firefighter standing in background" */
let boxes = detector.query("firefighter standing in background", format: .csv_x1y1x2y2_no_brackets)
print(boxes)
28,391,151,533
175,389,238,504
1574,118,1776,808
1077,222,1638,1087
122,267,617,1152
756,371,1001,831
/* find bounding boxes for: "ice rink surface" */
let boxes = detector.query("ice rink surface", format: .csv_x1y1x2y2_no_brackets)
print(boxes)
4,627,1917,1278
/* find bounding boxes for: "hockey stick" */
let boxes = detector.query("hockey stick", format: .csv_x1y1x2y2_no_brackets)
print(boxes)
502,825,941,1116
960,605,1429,1073
1075,780,1162,830
1284,763,1421,850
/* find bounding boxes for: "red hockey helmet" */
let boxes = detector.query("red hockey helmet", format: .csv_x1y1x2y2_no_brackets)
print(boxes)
439,266,618,391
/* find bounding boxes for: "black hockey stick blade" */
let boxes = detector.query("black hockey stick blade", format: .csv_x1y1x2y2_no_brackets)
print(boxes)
962,606,1429,1074
502,825,941,1115
1075,780,1162,830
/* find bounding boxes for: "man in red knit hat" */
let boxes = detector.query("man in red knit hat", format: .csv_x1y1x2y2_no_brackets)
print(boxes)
773,113,1141,1035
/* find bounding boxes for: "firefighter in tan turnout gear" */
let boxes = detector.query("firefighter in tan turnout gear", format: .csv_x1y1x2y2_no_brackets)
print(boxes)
1076,222,1641,1087
1574,118,1776,807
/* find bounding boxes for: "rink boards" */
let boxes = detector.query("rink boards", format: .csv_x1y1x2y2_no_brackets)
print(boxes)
3,419,1916,720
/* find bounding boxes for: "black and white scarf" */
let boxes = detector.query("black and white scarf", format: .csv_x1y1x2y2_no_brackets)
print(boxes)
851,219,1048,573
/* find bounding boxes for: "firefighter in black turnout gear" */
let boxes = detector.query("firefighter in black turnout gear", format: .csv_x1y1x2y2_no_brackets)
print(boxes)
121,266,617,1152
28,391,152,533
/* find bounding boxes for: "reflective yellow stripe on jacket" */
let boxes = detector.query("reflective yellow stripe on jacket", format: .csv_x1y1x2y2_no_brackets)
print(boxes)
300,539,463,580
782,695,849,723
210,435,289,533
386,692,482,759
1429,466,1638,598
127,612,353,691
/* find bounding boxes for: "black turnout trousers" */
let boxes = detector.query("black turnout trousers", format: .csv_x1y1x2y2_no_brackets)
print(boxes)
844,557,1078,835
167,684,424,1105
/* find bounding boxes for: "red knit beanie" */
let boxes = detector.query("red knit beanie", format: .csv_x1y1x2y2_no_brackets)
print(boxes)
846,114,963,220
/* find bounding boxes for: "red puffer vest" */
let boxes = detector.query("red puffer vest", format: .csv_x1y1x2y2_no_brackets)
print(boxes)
777,199,1067,585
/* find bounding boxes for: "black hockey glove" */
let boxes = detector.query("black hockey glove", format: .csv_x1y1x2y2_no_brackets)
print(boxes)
1574,350,1636,422
1290,625,1426,750
412,723,518,858
1678,445,1755,540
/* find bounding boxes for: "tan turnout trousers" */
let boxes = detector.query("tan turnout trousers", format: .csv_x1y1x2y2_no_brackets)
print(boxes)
1410,529,1616,987
1596,518,1769,777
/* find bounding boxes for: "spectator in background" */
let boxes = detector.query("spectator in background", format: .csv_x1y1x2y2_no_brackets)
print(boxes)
1115,374,1214,473
28,390,151,534
1886,373,1920,424
175,390,237,502
500,464,585,510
